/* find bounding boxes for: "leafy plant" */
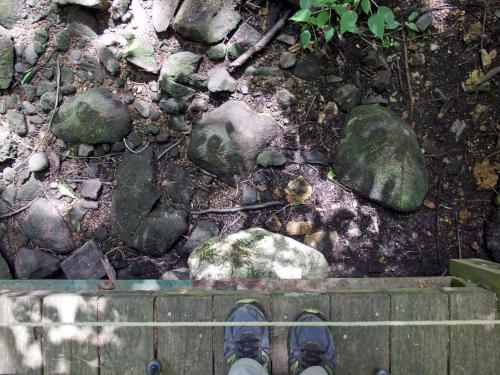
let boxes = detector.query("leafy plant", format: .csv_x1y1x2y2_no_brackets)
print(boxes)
21,68,34,85
289,0,400,50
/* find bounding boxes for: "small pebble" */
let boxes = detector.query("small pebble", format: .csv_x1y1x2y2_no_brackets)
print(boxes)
28,152,49,172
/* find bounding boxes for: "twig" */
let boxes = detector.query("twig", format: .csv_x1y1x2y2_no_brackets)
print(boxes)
480,4,487,51
191,201,282,215
156,141,181,160
456,213,462,259
101,255,117,282
475,65,500,86
435,176,443,269
229,8,291,71
0,200,36,219
401,28,414,119
123,138,150,154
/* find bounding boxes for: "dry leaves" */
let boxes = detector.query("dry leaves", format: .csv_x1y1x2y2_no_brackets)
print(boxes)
473,161,498,189
286,221,313,236
285,176,313,204
424,200,436,209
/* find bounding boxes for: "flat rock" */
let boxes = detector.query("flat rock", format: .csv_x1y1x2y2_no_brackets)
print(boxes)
16,176,44,201
7,110,26,136
163,164,194,205
0,0,22,28
333,105,428,212
121,33,158,73
172,0,240,44
53,0,109,9
0,32,13,89
15,248,61,279
52,88,132,144
181,220,219,256
152,0,180,32
188,228,328,280
188,101,278,186
207,67,237,93
80,178,102,200
257,151,286,167
61,240,106,279
21,198,74,254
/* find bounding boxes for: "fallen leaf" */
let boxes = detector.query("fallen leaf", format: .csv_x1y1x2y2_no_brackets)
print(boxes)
273,187,282,199
286,221,313,236
489,49,497,61
462,69,491,92
317,112,326,124
265,215,282,232
424,200,436,209
58,181,77,199
481,49,491,68
458,209,471,221
473,161,499,189
285,176,313,204
463,21,482,43
304,231,339,252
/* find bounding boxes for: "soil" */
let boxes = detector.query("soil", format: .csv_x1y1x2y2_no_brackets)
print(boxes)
1,0,499,279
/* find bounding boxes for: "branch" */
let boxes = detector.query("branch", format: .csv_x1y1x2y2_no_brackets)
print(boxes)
229,9,292,71
190,201,282,215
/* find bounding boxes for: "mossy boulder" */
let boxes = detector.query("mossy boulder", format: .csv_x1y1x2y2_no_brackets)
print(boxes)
51,88,132,144
333,105,428,212
159,51,201,85
172,0,240,44
188,228,329,280
188,101,278,186
0,0,21,28
0,32,13,89
120,33,158,73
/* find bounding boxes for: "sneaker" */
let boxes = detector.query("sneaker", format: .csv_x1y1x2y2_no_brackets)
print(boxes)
224,299,271,370
288,309,335,375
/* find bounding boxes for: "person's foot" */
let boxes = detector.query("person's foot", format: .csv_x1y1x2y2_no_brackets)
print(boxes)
288,309,335,375
224,299,271,370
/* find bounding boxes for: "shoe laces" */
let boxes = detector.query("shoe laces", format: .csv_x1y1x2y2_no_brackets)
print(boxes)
235,330,262,361
300,341,325,369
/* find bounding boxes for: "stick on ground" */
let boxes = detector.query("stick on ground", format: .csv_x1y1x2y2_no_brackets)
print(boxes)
191,201,282,215
402,28,414,119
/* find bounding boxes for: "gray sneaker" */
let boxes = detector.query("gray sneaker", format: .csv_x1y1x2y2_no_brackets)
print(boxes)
224,300,271,370
288,309,335,375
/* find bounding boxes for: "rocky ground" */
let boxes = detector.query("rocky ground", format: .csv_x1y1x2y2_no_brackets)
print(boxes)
0,0,499,280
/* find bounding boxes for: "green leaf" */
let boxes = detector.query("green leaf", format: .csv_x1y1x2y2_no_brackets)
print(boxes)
334,6,348,16
21,68,34,85
300,0,312,9
58,182,77,199
361,0,371,15
405,22,419,32
408,11,419,22
316,11,330,27
290,9,312,23
324,26,335,43
378,6,399,29
327,168,336,181
340,10,358,34
368,13,384,39
300,30,312,48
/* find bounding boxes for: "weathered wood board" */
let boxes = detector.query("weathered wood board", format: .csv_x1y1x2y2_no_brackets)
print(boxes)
271,292,331,375
446,287,499,375
156,295,213,375
42,294,99,374
330,291,390,375
390,289,449,375
98,294,154,375
0,292,42,374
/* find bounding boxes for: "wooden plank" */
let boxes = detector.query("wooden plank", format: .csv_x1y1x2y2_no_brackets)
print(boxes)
42,294,99,374
212,293,271,375
271,292,331,375
330,291,390,375
450,259,500,298
390,289,449,375
156,295,213,375
445,287,500,375
98,295,154,375
0,292,43,374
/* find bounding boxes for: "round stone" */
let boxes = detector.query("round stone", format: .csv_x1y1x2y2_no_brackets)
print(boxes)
28,152,49,172
2,167,16,181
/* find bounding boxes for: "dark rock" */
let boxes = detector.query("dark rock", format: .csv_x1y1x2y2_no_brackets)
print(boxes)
17,176,44,201
61,240,106,279
169,115,187,132
126,132,142,148
333,105,428,212
207,67,237,93
152,0,180,32
159,51,201,85
257,151,286,167
79,54,104,83
133,100,150,117
332,84,362,111
486,209,500,262
362,48,388,69
7,110,27,136
181,221,219,256
279,52,296,69
38,91,58,112
80,179,102,200
21,198,74,254
300,150,329,165
0,32,14,89
293,55,323,81
116,259,162,279
52,88,132,144
160,267,190,280
66,6,99,38
188,96,209,112
97,44,119,75
163,164,194,205
188,101,279,186
227,23,262,59
147,124,160,135
241,186,257,205
0,252,12,279
276,89,298,108
159,98,187,114
371,70,392,93
61,83,77,96
159,79,195,98
54,31,71,51
15,248,61,279
244,65,284,77
416,13,432,32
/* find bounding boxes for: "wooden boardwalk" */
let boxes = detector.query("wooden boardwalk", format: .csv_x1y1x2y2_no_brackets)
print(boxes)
0,276,499,374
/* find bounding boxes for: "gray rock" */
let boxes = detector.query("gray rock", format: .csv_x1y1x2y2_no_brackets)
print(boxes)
61,240,106,279
188,228,328,280
66,6,99,38
54,0,108,9
256,151,286,167
169,115,187,132
160,267,190,280
97,43,119,75
133,100,150,117
293,55,323,81
160,79,195,98
188,101,279,186
80,178,102,200
28,152,49,172
52,88,132,144
0,119,14,162
277,34,296,45
7,110,27,136
54,31,71,51
188,96,209,112
78,143,94,157
276,89,298,108
16,175,44,201
486,209,500,262
79,54,104,83
163,164,194,204
241,186,257,205
37,80,55,96
38,91,58,112
1,183,16,204
15,248,61,279
332,84,362,111
0,0,22,28
0,32,14,89
173,0,240,44
152,0,180,32
2,167,16,181
227,23,261,59
207,43,226,60
160,51,201,85
279,52,297,69
333,105,428,212
181,221,219,256
110,0,130,19
207,67,237,93
0,253,11,279
111,148,187,254
244,65,284,77
416,13,432,32
363,48,388,69
22,198,74,253
121,33,158,73
159,98,187,114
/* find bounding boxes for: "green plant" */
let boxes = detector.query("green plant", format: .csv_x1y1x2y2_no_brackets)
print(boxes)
289,0,399,50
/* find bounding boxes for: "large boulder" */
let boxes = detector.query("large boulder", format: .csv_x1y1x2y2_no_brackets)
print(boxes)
21,199,74,254
333,105,428,212
172,0,240,44
188,101,278,186
0,32,13,89
152,0,180,32
15,248,61,279
188,228,329,280
51,88,132,144
0,0,21,28
111,148,188,254
53,0,109,9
